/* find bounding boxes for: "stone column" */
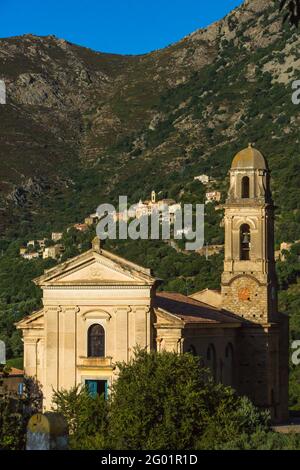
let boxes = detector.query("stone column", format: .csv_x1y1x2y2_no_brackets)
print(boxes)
134,307,150,351
44,307,60,410
23,337,39,378
114,307,130,362
59,307,79,391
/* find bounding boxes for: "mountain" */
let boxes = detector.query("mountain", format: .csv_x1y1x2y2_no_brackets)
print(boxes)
0,0,299,243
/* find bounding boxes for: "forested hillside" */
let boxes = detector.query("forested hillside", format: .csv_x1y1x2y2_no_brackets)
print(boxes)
0,0,299,243
1,0,300,409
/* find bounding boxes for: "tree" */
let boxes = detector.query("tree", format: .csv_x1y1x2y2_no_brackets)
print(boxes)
52,385,108,450
51,351,300,450
197,395,270,449
108,349,269,450
0,377,42,450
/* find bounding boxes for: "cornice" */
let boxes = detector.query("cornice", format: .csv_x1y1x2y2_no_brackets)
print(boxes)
222,274,266,287
43,284,152,290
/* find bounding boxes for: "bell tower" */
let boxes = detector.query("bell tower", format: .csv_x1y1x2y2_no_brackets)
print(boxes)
221,145,278,324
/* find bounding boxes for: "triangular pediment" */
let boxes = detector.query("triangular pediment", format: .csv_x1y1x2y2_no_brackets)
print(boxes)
154,308,184,326
34,248,156,287
16,309,44,329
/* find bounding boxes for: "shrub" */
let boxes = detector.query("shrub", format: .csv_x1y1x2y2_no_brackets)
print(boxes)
52,385,108,450
107,350,269,450
0,377,43,450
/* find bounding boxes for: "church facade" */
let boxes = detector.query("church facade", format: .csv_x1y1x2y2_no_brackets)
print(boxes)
17,146,289,422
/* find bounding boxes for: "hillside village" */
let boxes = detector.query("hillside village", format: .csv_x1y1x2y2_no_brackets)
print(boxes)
18,183,220,261
18,179,299,264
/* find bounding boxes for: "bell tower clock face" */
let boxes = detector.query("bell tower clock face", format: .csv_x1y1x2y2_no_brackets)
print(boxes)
238,287,251,302
228,277,265,321
236,280,259,304
234,277,260,303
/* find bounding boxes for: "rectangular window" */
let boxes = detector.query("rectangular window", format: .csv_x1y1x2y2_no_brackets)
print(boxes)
85,379,108,399
18,382,24,396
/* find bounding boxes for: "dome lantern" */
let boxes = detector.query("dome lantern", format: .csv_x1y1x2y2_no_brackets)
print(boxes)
231,144,268,171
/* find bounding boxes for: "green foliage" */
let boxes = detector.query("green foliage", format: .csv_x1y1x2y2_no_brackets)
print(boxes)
0,377,43,450
0,396,25,450
107,350,269,450
61,226,95,262
6,357,23,370
51,350,300,450
52,385,108,450
206,427,300,450
277,243,300,291
105,237,223,294
277,243,300,411
289,365,300,411
197,395,271,449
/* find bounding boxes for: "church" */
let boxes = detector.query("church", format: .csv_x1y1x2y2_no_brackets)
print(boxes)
17,146,289,422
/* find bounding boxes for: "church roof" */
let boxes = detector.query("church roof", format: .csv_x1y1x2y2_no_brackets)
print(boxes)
154,292,241,326
16,309,44,329
7,368,24,377
189,289,222,308
231,145,268,170
33,245,157,287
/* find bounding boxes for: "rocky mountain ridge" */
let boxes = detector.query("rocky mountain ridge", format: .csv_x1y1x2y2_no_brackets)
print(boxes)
0,0,299,242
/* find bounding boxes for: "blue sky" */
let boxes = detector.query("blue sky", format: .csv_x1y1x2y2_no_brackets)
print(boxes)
1,0,243,55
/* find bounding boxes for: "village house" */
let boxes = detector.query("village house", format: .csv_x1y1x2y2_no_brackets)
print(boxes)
194,174,210,184
37,239,48,249
22,252,40,260
69,223,89,233
112,212,130,223
51,232,63,242
0,368,24,397
26,239,48,250
205,191,222,204
134,192,180,221
85,214,100,226
109,192,181,223
43,245,64,260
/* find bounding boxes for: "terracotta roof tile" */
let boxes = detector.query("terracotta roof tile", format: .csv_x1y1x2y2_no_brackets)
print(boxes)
8,368,24,376
155,292,241,325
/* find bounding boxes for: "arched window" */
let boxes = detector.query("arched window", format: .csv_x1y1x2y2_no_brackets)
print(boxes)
88,324,105,358
225,343,234,361
271,389,277,420
207,344,217,381
240,224,251,260
224,343,234,387
241,176,250,198
187,344,197,356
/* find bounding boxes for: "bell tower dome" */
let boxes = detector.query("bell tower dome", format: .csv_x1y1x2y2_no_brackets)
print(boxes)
221,145,277,323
